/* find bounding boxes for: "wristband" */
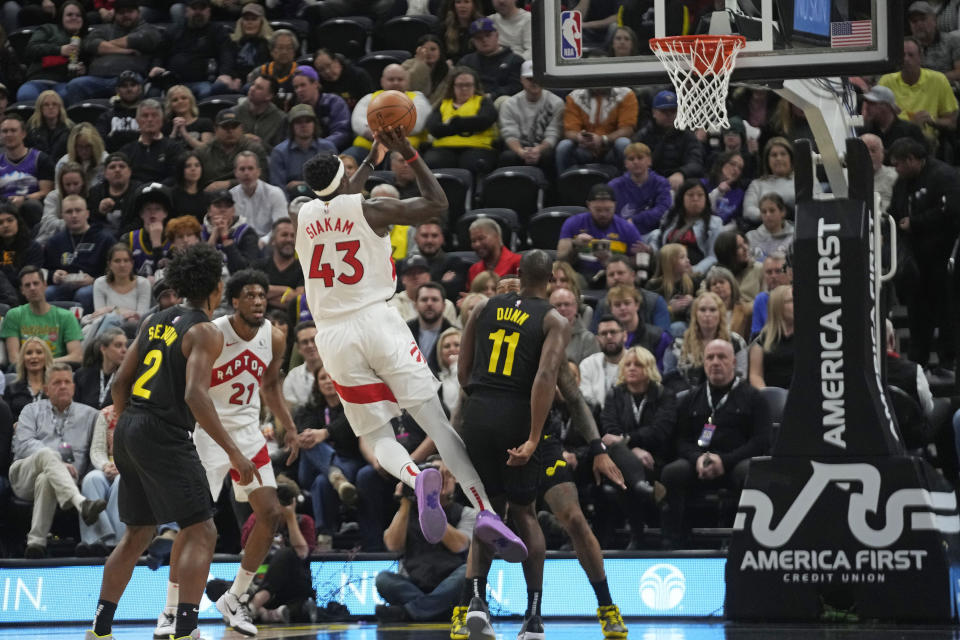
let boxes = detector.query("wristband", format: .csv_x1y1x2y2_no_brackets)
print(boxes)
361,159,375,171
280,287,293,303
589,438,607,456
405,151,420,164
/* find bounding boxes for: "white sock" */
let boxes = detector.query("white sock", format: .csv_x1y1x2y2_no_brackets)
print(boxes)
406,396,492,511
361,423,419,489
165,582,179,614
229,569,256,597
71,494,85,510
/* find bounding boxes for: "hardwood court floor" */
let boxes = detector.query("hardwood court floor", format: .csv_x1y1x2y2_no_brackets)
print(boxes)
5,621,960,640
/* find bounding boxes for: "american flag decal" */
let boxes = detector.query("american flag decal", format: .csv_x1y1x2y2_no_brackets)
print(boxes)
831,20,873,48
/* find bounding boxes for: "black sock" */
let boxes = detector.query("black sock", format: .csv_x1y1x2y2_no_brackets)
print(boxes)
591,578,613,607
175,602,199,637
459,578,472,606
93,599,117,636
464,576,486,602
525,590,542,617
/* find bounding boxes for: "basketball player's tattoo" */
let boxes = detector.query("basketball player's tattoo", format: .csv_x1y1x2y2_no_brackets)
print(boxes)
556,363,601,443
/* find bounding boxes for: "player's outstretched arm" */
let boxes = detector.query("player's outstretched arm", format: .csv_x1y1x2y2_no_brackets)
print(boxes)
184,322,260,486
344,138,386,194
508,310,571,466
263,324,300,465
362,127,449,233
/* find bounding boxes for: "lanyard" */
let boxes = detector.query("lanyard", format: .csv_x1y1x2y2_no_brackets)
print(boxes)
632,395,646,424
99,370,114,407
706,377,740,423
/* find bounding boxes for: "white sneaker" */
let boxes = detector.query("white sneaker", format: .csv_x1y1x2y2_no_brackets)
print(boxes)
153,609,175,638
216,591,258,636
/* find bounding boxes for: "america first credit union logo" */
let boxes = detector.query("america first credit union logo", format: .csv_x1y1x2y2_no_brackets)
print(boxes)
560,10,582,60
639,564,685,610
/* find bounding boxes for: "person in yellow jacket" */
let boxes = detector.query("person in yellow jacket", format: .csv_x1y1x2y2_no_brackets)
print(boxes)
423,66,499,178
344,64,433,165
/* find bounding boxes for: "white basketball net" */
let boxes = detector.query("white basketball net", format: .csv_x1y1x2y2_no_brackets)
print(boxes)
649,35,746,133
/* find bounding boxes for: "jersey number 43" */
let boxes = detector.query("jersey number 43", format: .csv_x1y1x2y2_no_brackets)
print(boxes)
309,240,364,287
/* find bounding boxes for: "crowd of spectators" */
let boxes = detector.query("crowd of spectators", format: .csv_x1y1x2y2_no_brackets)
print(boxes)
0,0,953,602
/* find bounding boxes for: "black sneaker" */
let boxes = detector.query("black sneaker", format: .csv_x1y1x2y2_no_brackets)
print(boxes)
375,604,410,623
516,614,545,640
24,544,46,559
80,499,107,526
465,596,494,640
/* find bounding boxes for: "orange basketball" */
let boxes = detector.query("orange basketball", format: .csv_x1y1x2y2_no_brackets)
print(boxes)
367,90,417,136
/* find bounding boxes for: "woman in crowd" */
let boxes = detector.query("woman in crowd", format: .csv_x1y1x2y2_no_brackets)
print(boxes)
748,284,794,389
436,0,483,63
745,192,795,261
743,136,820,224
37,161,87,244
294,365,364,551
712,230,764,301
231,4,274,83
436,327,461,413
458,292,486,327
169,151,207,223
653,179,722,275
552,259,593,325
645,243,698,328
73,326,126,410
663,291,747,389
469,270,499,299
77,404,123,556
56,123,107,185
26,89,73,160
424,66,498,177
704,150,747,226
607,26,639,57
164,85,214,150
0,204,42,291
88,243,151,337
402,34,450,102
4,336,51,420
16,0,85,102
703,266,752,339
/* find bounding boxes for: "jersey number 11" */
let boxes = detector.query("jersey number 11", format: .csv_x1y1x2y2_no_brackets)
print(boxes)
487,329,520,376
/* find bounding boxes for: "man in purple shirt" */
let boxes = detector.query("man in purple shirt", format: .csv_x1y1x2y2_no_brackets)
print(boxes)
557,183,644,281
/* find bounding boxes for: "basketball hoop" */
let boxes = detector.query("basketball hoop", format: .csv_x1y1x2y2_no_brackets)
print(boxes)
649,35,746,132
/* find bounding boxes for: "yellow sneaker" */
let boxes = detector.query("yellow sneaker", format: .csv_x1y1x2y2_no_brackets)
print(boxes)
450,605,469,640
597,604,628,638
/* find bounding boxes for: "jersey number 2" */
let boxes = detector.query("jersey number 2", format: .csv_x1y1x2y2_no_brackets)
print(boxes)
131,349,162,399
309,240,364,287
487,329,520,376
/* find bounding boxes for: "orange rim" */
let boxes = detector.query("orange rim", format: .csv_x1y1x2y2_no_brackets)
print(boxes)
649,34,746,75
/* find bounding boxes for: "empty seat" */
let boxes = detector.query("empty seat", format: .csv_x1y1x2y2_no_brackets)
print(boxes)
480,166,547,230
365,170,396,192
357,50,411,83
8,27,33,60
66,99,110,125
5,101,34,120
456,208,520,252
432,168,473,236
309,16,372,61
526,207,580,250
197,94,242,122
557,166,619,207
373,14,438,53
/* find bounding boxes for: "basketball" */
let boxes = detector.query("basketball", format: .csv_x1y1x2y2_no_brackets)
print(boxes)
367,90,417,136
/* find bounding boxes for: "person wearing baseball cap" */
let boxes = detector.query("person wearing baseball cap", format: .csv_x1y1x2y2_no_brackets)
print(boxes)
557,182,644,279
388,254,460,325
199,107,271,191
860,84,928,151
459,17,525,102
291,63,352,150
201,187,260,273
634,89,705,191
498,59,564,175
268,103,338,192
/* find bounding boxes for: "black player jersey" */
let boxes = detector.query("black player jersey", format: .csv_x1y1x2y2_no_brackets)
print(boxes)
128,305,209,431
466,292,553,396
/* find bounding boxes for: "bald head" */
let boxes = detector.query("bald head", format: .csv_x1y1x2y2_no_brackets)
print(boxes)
381,64,410,91
860,133,885,172
519,249,553,288
704,339,736,386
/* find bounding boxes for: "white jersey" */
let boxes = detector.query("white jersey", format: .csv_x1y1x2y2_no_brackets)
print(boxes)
207,315,273,431
296,192,397,321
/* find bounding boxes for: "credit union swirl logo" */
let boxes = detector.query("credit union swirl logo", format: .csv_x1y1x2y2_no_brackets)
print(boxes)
639,564,685,610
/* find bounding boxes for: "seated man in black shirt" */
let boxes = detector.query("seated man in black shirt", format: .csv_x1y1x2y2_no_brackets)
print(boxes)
87,152,140,235
120,100,183,185
659,339,769,547
253,217,304,311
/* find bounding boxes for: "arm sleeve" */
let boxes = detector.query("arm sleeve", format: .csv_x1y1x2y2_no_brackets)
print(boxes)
24,25,62,62
269,187,288,225
498,98,521,143
61,311,84,343
425,107,452,138
0,307,20,339
93,277,109,310
324,96,353,150
599,388,623,435
125,23,161,53
651,295,670,332
135,277,152,316
615,91,639,132
268,147,287,188
411,93,432,135
82,26,107,58
351,93,373,137
743,180,762,223
12,403,44,460
916,364,935,417
718,395,770,471
447,99,498,132
543,96,564,147
88,412,109,471
674,394,702,464
224,230,261,272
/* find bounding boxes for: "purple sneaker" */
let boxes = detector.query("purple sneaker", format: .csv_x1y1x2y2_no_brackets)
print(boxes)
415,467,447,544
474,510,528,562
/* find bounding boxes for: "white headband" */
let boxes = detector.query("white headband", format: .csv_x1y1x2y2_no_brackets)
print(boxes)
313,157,345,197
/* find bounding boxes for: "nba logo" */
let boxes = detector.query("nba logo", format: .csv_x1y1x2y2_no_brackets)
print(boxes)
560,10,581,60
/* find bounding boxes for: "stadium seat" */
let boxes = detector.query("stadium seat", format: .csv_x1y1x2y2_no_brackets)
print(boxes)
66,99,110,125
887,385,932,452
526,206,581,250
8,28,33,60
557,165,619,206
197,94,242,122
757,385,788,450
456,208,520,252
5,101,34,120
480,166,548,231
431,168,473,237
445,250,480,267
309,16,372,60
372,15,438,53
365,170,395,191
357,51,411,84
